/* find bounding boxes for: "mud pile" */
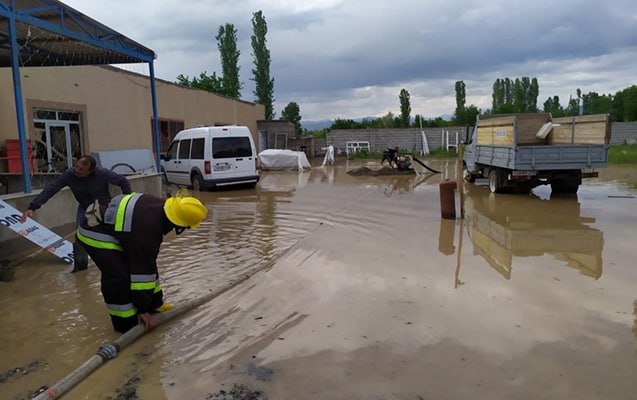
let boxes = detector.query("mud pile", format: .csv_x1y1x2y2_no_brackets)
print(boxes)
347,166,416,176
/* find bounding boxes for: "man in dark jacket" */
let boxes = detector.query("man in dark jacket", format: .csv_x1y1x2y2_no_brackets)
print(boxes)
77,193,208,332
381,146,399,168
20,155,131,272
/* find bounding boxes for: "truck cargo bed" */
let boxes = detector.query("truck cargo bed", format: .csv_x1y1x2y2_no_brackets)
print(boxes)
474,144,609,171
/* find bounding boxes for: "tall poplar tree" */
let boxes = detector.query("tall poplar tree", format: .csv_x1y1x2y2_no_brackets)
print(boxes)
216,23,242,99
399,88,411,127
251,11,275,120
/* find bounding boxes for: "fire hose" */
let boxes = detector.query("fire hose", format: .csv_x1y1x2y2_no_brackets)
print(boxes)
33,274,254,400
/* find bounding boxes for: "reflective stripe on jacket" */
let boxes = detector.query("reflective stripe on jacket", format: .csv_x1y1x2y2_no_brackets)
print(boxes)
76,226,123,251
103,193,143,232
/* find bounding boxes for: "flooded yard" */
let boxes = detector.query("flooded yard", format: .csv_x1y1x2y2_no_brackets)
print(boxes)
1,159,637,399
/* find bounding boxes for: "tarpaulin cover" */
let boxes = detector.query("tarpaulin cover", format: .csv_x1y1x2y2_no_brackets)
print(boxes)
258,149,312,170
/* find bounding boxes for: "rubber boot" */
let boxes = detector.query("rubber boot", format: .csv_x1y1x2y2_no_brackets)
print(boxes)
71,241,89,273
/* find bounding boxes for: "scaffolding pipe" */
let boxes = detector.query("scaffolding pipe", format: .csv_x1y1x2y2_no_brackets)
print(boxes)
34,274,253,400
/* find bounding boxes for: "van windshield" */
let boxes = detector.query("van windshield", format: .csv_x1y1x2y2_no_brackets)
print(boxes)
212,137,252,158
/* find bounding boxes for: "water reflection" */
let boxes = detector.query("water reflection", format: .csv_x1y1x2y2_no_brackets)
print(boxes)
440,185,604,281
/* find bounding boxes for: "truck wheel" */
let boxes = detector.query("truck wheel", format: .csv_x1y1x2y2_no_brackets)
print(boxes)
191,174,203,191
463,168,476,183
488,170,501,193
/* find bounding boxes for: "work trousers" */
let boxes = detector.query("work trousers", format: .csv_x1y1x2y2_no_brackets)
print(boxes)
77,225,163,333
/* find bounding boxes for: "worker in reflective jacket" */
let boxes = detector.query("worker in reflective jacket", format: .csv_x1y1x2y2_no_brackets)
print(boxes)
77,193,208,332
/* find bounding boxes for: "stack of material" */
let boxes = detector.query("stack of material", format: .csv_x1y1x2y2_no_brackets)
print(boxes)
258,149,312,171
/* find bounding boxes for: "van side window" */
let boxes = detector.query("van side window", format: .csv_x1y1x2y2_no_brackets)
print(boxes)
191,138,205,160
178,139,192,159
212,137,252,158
166,141,179,159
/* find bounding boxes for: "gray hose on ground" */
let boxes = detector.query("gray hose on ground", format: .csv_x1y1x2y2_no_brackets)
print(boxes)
33,274,253,400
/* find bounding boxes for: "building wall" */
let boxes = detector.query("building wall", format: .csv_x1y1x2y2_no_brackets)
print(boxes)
257,120,296,150
0,65,265,171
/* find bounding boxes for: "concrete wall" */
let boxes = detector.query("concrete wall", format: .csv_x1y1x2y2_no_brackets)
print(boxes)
0,173,162,261
0,65,265,171
326,123,637,153
610,122,637,144
326,127,468,155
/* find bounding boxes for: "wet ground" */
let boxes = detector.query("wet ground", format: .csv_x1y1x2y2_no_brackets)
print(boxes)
1,158,637,399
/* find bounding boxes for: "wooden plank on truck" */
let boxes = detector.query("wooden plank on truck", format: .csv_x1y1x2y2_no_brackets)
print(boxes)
550,114,609,144
515,113,551,145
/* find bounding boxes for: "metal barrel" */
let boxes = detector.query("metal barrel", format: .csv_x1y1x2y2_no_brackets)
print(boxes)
439,179,457,219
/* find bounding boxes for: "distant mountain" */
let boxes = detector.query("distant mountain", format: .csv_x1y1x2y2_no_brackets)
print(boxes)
302,114,454,131
303,119,333,131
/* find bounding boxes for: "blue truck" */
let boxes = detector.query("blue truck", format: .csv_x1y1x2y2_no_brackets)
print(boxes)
462,113,610,194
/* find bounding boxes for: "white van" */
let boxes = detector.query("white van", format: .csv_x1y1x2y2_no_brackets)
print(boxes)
161,126,259,190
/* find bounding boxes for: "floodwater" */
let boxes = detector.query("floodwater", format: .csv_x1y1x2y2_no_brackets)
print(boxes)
2,159,637,400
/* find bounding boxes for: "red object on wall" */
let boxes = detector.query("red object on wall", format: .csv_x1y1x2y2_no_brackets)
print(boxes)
5,139,33,173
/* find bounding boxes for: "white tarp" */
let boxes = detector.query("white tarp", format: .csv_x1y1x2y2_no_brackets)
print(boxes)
258,149,312,170
321,145,335,166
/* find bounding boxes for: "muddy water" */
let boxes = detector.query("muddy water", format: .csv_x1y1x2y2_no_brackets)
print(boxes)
1,159,637,400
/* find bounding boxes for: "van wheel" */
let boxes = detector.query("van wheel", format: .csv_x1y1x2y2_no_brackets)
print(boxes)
191,174,203,191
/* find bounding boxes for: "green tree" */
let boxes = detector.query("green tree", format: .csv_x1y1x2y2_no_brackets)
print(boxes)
281,102,302,134
454,81,466,122
543,95,565,117
176,71,224,94
565,96,579,116
251,11,275,119
492,77,538,113
399,88,411,127
581,92,613,115
617,86,637,121
381,111,396,128
216,23,242,99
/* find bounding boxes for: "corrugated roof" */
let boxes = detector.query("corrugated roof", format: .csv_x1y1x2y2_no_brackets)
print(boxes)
0,0,155,66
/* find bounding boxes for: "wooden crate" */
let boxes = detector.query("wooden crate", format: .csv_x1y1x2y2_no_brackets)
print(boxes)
476,117,515,146
550,114,610,144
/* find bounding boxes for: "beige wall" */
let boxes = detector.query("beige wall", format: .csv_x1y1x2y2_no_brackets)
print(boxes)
0,65,264,169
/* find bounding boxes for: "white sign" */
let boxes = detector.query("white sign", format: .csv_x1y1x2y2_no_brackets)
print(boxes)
0,199,74,264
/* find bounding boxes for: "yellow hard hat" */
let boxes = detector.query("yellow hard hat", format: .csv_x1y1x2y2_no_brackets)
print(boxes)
164,197,208,228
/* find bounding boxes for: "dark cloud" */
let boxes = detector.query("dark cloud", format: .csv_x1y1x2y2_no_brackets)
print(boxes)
62,0,637,120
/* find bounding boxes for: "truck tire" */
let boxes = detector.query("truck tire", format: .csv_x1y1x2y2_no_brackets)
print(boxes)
463,168,476,183
488,169,502,193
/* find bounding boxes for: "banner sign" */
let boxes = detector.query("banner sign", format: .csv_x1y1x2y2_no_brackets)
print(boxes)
0,199,74,264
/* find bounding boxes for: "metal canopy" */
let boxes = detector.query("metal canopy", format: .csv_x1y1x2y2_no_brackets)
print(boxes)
0,0,155,65
0,0,161,193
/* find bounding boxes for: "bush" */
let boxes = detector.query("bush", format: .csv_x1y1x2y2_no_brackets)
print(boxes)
609,145,637,164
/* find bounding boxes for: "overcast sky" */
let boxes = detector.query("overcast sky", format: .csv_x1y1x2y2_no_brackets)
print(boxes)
63,0,637,122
